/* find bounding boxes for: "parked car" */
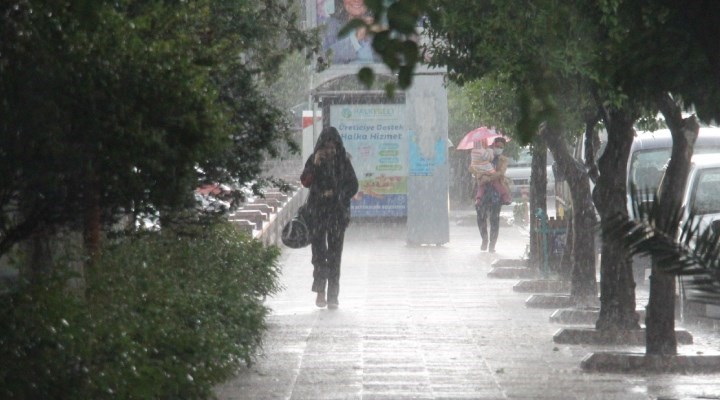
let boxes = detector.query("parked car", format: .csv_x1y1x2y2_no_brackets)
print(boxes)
504,149,555,202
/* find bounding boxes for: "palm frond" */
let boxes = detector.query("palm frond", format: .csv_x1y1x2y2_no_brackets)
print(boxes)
604,186,720,304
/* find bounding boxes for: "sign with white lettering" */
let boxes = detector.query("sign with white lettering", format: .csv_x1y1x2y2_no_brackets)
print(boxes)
331,104,407,217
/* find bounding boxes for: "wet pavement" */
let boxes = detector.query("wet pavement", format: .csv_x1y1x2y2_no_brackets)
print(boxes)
216,215,720,400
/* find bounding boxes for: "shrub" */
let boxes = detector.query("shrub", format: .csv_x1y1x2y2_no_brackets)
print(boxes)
0,271,91,399
0,222,280,399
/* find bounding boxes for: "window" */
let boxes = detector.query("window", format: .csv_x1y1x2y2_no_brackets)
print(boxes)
629,149,670,193
690,167,720,215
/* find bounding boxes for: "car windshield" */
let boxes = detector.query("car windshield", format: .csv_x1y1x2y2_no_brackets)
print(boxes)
629,149,669,193
691,167,720,215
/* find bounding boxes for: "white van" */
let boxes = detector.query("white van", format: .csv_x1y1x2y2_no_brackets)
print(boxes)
626,128,720,216
626,128,720,284
664,153,720,319
555,127,720,284
557,127,720,216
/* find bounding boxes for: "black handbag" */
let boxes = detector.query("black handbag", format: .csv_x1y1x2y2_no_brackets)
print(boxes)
281,205,311,248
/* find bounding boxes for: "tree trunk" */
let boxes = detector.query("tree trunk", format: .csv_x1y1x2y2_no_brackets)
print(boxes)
21,233,52,283
558,211,574,279
529,137,547,269
83,173,102,265
594,107,640,331
542,123,597,305
583,113,601,184
645,94,699,355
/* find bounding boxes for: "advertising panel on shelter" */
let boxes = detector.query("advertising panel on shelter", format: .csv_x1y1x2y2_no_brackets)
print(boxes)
330,104,407,217
316,0,382,65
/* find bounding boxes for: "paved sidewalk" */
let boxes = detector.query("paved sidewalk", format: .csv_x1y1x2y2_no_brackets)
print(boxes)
216,220,720,400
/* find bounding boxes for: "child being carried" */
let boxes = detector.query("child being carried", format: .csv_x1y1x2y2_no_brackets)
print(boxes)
469,139,512,205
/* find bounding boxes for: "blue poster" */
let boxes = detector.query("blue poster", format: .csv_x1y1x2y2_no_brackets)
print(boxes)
408,131,447,176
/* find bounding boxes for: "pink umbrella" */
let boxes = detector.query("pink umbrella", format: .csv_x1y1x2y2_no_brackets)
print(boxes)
456,126,510,150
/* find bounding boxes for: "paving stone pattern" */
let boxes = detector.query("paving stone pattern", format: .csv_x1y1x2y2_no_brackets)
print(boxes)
216,221,720,400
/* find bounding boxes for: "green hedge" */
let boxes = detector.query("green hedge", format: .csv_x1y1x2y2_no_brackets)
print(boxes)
0,223,280,399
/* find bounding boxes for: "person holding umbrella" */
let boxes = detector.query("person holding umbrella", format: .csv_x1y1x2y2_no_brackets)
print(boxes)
469,138,511,205
474,137,510,253
457,127,512,252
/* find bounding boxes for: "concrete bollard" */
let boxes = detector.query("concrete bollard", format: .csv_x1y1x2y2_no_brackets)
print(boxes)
242,203,275,215
262,198,283,210
231,210,265,230
261,191,289,202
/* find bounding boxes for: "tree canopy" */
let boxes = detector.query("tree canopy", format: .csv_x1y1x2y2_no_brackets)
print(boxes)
0,0,314,255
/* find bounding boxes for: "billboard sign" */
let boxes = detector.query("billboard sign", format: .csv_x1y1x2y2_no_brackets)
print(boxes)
317,0,382,65
330,103,407,217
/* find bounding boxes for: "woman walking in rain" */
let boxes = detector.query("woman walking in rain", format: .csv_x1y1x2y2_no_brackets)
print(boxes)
474,137,510,253
300,126,358,309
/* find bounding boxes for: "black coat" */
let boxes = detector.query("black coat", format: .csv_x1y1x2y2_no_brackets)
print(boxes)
300,129,359,230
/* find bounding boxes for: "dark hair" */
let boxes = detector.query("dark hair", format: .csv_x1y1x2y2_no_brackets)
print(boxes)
493,137,507,145
332,0,369,21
